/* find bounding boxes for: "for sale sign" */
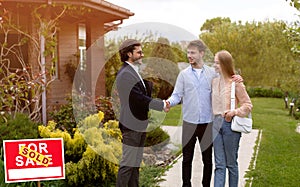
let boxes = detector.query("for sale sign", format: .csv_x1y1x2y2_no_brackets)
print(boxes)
3,138,65,183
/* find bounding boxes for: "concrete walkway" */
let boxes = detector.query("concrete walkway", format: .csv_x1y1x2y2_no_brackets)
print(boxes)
160,126,260,187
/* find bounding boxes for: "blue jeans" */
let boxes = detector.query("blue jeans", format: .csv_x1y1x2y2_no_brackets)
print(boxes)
213,116,241,187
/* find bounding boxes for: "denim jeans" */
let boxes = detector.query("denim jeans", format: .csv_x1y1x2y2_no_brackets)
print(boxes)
213,116,241,187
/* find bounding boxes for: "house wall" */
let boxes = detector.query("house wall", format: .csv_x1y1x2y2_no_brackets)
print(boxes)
47,22,78,111
47,19,107,112
86,19,106,99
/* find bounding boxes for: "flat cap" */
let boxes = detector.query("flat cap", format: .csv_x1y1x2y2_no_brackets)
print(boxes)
119,39,140,51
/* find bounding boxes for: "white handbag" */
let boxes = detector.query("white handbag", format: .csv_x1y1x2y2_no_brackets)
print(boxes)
230,82,252,133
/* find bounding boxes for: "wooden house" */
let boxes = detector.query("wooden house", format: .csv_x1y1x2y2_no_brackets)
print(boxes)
1,0,133,117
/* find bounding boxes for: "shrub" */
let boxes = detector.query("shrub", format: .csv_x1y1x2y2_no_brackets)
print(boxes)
95,96,116,123
294,112,300,120
39,120,87,163
39,111,121,186
0,113,40,150
49,97,77,137
247,87,284,98
145,126,170,148
50,95,116,136
139,165,166,187
145,110,170,149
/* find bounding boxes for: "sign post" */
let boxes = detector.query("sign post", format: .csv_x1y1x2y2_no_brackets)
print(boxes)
3,138,65,183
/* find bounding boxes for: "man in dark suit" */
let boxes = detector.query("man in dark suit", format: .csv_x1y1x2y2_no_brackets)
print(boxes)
116,39,168,187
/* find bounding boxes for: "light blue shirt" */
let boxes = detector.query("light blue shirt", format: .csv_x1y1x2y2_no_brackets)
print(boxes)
167,64,218,124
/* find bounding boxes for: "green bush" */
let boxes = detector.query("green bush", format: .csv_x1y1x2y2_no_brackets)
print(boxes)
145,126,170,148
39,111,121,186
247,87,284,98
294,112,300,120
139,165,166,187
50,95,116,137
0,113,40,150
49,97,78,137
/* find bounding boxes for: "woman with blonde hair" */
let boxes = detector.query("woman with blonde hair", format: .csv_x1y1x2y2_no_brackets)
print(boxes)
211,50,252,187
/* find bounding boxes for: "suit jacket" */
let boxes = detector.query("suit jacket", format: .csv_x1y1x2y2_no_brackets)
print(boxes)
116,62,164,131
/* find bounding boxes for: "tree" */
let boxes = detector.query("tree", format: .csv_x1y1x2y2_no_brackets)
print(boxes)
286,0,300,9
200,17,232,33
142,37,180,99
200,19,300,93
285,0,300,55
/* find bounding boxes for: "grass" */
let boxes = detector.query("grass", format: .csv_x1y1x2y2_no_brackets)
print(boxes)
162,104,182,126
245,97,300,187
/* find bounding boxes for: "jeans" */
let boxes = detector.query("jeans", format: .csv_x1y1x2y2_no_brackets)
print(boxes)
182,121,213,187
213,116,241,187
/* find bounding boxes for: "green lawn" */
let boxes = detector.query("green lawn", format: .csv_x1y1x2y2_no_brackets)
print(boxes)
161,98,300,186
162,104,182,126
245,98,300,187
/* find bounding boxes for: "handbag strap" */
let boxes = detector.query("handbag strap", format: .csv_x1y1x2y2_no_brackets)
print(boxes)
230,82,236,111
231,81,252,119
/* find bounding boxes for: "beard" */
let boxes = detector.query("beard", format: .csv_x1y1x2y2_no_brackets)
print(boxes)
132,58,142,65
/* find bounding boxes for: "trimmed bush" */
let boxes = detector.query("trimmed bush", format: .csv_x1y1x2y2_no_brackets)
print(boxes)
145,126,170,148
247,87,284,98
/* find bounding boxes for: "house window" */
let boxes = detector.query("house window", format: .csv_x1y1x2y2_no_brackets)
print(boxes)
78,24,86,71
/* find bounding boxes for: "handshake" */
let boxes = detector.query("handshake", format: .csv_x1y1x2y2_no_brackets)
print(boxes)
163,100,171,113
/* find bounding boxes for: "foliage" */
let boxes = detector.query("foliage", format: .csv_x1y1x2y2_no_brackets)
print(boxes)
65,146,118,187
0,65,46,120
142,37,180,99
0,113,40,151
200,17,232,33
145,125,170,148
39,120,87,163
0,3,66,122
247,87,284,98
49,97,77,137
95,95,116,123
146,110,170,148
139,165,167,187
286,0,300,9
285,0,300,55
39,111,121,186
104,35,186,97
0,113,44,187
0,3,98,123
200,19,300,93
49,94,97,137
104,38,123,96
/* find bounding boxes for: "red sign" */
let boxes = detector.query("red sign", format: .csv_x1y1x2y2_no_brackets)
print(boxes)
3,138,65,183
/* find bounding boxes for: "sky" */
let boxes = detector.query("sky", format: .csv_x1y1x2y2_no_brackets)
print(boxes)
106,0,299,41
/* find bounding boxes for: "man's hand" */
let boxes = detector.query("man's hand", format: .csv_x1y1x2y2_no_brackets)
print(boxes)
164,100,171,113
232,74,243,83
